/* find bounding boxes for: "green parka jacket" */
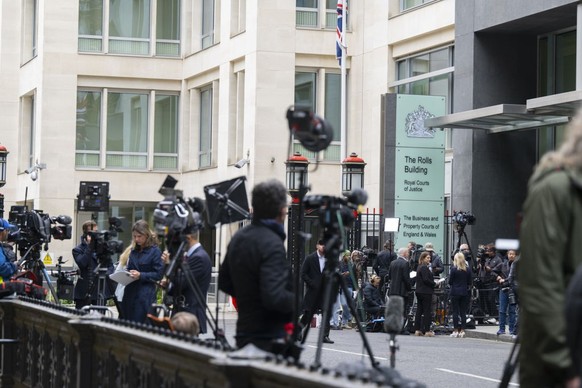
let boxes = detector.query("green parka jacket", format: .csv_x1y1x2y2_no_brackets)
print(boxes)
518,166,582,387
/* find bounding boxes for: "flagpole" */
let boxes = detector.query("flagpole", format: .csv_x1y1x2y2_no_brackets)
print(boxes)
340,0,347,160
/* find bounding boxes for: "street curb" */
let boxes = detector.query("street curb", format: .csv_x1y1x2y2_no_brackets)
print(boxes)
465,329,516,343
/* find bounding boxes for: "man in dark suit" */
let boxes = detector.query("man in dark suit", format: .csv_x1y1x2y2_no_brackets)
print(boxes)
300,239,334,344
389,247,413,328
172,225,212,334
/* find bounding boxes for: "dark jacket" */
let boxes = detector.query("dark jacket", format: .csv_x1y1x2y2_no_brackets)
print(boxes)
173,244,212,334
388,256,412,297
519,167,582,386
449,266,472,297
373,249,396,279
72,239,114,301
429,252,444,276
415,264,435,295
363,282,384,311
218,220,293,344
121,245,163,323
301,251,325,312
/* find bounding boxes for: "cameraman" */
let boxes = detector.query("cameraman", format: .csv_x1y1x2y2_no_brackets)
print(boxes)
495,249,518,337
476,243,502,322
73,220,114,309
0,219,17,282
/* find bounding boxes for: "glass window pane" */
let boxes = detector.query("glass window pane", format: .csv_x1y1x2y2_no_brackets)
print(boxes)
409,79,429,95
154,95,178,153
79,0,103,36
202,0,214,48
200,87,212,167
397,60,407,80
555,30,576,94
107,92,148,152
429,48,449,72
325,0,335,9
157,0,180,40
538,37,548,96
109,0,150,39
428,73,448,99
411,54,429,77
295,72,316,110
325,73,341,141
297,0,317,8
77,91,101,151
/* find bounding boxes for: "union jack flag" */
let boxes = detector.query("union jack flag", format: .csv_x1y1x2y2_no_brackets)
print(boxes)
336,0,346,65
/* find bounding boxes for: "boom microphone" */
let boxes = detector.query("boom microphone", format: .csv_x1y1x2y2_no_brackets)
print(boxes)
384,295,404,334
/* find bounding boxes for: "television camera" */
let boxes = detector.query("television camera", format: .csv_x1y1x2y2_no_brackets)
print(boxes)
452,211,476,230
8,205,72,258
153,177,205,256
87,216,124,266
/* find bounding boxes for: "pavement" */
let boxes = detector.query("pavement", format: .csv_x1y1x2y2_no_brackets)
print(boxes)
463,320,517,343
205,310,517,343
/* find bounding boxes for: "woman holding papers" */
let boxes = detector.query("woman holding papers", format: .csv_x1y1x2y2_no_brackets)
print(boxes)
119,220,164,323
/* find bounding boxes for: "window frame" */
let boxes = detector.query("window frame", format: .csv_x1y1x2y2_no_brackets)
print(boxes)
75,88,179,171
392,45,454,149
78,0,181,57
294,68,344,162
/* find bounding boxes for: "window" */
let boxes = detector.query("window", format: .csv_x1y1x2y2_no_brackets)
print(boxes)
78,0,180,57
156,0,181,56
76,91,101,167
199,86,213,168
19,92,36,172
201,0,215,49
76,89,179,170
230,0,246,36
400,0,437,12
22,0,38,63
228,71,245,164
296,0,343,29
536,29,576,159
294,70,343,161
394,46,454,149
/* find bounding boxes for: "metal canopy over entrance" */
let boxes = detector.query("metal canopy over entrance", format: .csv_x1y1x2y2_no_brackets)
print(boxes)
424,91,582,134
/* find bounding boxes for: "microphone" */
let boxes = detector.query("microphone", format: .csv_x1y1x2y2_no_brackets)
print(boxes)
384,295,404,334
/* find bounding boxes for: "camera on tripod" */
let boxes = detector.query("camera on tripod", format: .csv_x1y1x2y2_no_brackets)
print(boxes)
88,217,124,265
8,205,72,255
153,176,205,254
303,189,368,237
452,211,476,229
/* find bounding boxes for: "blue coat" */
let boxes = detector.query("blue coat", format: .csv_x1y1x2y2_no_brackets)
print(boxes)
448,266,472,297
121,245,163,323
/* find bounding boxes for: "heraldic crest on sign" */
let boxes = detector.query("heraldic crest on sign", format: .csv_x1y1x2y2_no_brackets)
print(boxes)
405,105,436,138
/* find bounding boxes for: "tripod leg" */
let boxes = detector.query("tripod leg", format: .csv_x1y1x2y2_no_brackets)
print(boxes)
313,272,336,370
338,274,380,369
41,267,60,304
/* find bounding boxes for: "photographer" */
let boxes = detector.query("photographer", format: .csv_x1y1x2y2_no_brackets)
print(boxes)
72,220,114,309
0,219,17,282
495,250,518,337
424,242,443,277
475,243,502,322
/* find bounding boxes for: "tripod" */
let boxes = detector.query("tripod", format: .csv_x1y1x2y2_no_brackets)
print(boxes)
299,235,380,370
451,225,475,270
17,242,59,304
164,239,231,349
84,259,118,309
